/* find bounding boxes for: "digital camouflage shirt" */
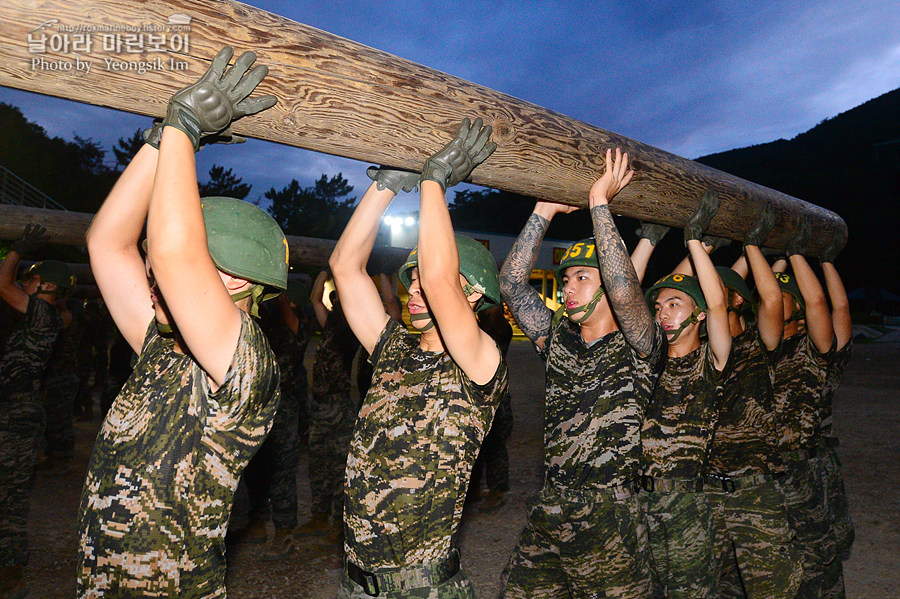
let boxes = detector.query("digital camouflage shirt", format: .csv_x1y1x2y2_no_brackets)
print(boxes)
707,326,785,476
540,317,666,489
76,312,279,599
0,295,61,394
772,333,832,451
819,340,852,439
312,317,357,397
260,304,310,400
344,318,507,569
642,342,728,479
44,308,81,380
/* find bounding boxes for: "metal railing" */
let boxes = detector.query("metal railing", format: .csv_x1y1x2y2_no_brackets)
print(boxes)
0,165,68,210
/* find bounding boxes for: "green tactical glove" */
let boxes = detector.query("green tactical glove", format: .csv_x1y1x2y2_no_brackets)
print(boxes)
635,222,670,246
162,46,277,151
421,117,497,191
11,223,48,256
701,235,732,252
366,166,421,195
819,226,848,264
784,216,812,257
143,120,247,150
684,188,720,246
743,203,775,248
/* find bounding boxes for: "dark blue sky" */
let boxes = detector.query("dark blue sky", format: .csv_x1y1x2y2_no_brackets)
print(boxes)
2,0,898,216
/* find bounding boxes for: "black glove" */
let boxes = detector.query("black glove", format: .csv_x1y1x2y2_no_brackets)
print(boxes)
784,216,812,257
743,203,775,248
366,166,420,195
421,117,497,191
11,223,48,256
143,120,248,150
635,222,670,246
701,235,732,252
684,188,720,246
162,46,277,151
819,226,848,264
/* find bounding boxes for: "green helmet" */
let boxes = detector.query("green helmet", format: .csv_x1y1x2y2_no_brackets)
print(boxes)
25,260,76,296
398,234,501,312
646,273,708,312
775,271,805,312
555,238,599,289
201,196,289,296
716,266,752,303
285,278,309,307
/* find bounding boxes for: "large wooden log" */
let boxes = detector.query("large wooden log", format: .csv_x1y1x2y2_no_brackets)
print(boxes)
0,0,845,252
0,205,410,272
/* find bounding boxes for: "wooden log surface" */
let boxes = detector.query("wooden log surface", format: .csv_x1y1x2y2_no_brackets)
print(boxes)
0,0,845,252
0,205,410,272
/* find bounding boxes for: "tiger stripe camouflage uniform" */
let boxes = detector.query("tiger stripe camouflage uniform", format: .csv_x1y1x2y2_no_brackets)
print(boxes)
340,318,507,598
309,315,359,523
772,332,835,599
818,340,853,599
41,304,82,462
640,342,726,599
501,318,665,599
0,295,61,567
705,326,801,599
76,312,279,598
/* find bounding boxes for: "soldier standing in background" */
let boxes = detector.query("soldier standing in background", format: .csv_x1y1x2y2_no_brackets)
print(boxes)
0,226,69,598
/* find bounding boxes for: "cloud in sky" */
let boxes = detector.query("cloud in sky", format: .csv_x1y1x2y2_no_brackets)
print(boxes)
1,0,897,214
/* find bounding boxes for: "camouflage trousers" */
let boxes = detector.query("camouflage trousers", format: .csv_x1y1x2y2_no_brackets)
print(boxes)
42,371,80,459
777,454,836,599
472,390,514,492
501,485,652,599
308,391,357,519
706,476,802,599
337,566,475,598
0,387,45,566
640,490,716,599
244,391,301,530
819,442,850,599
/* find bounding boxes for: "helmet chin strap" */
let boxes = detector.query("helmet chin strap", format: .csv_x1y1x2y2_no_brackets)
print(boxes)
155,319,175,338
566,288,606,325
666,306,703,342
230,284,265,318
410,311,435,331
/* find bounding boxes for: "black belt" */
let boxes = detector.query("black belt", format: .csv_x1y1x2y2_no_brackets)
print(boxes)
641,475,705,493
346,550,461,596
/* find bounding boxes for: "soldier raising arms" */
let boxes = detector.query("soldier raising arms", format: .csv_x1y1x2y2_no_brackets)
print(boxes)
77,47,284,598
329,118,508,598
499,149,666,598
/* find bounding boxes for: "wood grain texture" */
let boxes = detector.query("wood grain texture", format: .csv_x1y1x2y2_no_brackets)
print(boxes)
0,0,846,253
0,205,410,271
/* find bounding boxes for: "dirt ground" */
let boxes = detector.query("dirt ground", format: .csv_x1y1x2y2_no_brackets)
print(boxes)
25,338,900,598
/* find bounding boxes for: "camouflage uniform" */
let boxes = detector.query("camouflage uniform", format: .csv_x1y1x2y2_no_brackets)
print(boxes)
0,296,62,566
502,319,665,599
640,343,726,599
772,333,834,599
244,305,310,530
310,317,359,521
341,319,507,597
42,310,82,460
818,341,853,599
705,327,801,599
472,388,514,493
76,312,280,598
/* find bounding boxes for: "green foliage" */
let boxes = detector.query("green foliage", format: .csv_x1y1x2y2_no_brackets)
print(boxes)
199,164,251,200
264,173,356,239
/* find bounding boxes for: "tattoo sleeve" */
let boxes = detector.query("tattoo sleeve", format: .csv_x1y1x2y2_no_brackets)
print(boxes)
591,205,659,356
499,213,553,345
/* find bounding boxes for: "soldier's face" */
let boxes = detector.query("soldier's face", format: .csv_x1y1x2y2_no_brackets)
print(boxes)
144,255,172,325
406,268,430,327
654,288,704,340
21,275,42,296
561,266,601,312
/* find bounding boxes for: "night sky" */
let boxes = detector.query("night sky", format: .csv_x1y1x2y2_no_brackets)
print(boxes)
2,0,898,216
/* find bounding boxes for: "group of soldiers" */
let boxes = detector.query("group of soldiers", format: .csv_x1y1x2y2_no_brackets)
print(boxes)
0,45,853,599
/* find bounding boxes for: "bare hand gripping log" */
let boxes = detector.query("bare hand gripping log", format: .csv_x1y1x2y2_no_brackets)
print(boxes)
0,0,845,251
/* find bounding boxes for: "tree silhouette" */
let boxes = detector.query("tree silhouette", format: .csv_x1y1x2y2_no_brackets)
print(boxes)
199,164,251,200
264,173,356,239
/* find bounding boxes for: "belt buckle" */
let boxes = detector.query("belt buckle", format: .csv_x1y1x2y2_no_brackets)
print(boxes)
361,571,379,597
721,476,736,493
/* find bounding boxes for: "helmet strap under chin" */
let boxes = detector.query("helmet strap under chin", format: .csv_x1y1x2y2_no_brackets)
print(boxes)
567,287,606,325
410,311,435,331
231,284,265,318
666,306,703,342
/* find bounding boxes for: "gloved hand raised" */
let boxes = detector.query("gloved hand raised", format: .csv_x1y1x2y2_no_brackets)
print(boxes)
366,166,421,195
421,118,496,191
784,216,812,257
11,223,48,256
819,227,847,264
635,222,670,246
161,46,277,151
683,188,720,246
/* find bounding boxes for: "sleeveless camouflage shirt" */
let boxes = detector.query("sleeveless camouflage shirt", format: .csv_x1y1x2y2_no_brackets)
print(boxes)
707,326,785,476
642,342,727,478
344,318,507,569
540,318,665,489
76,312,279,598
